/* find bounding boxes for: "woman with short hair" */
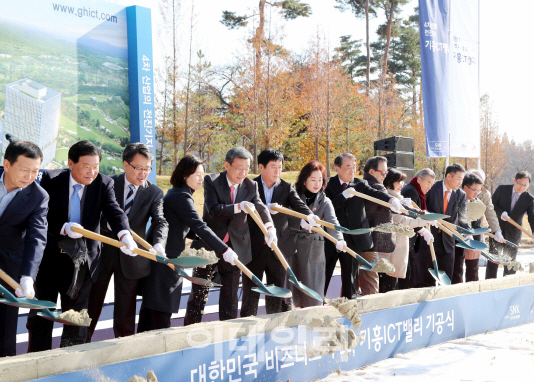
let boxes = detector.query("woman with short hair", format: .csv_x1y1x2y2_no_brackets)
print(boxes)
288,161,346,307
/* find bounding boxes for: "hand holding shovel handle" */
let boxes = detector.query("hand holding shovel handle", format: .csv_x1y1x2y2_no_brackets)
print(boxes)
269,205,336,230
0,268,23,293
502,215,534,240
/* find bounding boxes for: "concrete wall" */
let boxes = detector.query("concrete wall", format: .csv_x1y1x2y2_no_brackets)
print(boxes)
2,273,534,382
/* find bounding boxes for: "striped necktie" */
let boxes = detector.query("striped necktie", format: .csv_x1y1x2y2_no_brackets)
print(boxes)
223,185,236,243
70,184,82,224
124,185,135,215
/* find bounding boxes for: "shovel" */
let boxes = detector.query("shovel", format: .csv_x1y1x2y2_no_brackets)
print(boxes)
427,228,451,285
348,190,449,221
480,231,518,248
0,269,57,310
234,257,292,298
270,205,373,235
70,226,214,268
130,231,221,287
438,220,488,251
246,205,322,302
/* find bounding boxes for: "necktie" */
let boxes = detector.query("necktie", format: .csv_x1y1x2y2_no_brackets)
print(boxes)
511,192,519,211
223,185,236,243
70,184,82,224
443,190,451,214
342,183,347,189
124,185,135,215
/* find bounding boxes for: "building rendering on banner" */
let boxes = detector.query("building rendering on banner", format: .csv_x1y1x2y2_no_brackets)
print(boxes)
3,79,61,167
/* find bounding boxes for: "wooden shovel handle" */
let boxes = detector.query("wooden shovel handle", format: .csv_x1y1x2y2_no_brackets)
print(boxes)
438,220,466,239
436,221,456,239
0,268,22,291
70,226,161,262
347,189,408,214
311,226,360,261
411,200,421,211
270,205,335,230
130,231,177,271
427,224,438,262
502,215,534,240
246,206,290,271
234,258,254,280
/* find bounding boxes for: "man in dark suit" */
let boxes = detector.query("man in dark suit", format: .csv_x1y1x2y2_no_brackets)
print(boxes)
0,141,48,357
86,143,168,341
400,168,436,289
184,147,275,324
26,141,137,352
487,171,534,279
416,163,468,287
241,149,318,317
324,153,402,299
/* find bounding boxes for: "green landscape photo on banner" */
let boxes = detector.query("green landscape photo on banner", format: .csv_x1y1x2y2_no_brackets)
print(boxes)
0,0,130,175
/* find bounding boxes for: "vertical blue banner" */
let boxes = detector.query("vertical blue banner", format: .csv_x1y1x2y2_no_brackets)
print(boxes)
126,5,156,184
419,0,450,157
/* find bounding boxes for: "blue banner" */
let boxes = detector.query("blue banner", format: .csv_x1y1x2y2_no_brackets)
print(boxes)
32,284,534,382
126,5,156,184
419,0,450,157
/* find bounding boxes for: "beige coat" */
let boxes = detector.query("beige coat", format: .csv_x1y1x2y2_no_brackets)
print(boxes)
382,189,428,278
479,186,500,233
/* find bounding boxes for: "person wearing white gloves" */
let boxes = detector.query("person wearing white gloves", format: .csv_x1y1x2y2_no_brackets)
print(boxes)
85,143,169,341
487,171,534,279
241,150,318,317
0,141,48,357
325,153,395,300
184,147,274,325
27,141,134,353
288,160,346,308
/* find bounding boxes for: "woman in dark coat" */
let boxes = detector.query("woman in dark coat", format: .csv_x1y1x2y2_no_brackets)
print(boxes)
138,155,236,332
288,161,346,308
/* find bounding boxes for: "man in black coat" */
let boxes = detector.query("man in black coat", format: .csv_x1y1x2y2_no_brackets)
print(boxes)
86,143,168,341
416,163,468,287
487,171,534,279
0,141,48,357
26,141,136,352
184,147,275,324
324,153,402,299
241,149,317,317
400,168,436,289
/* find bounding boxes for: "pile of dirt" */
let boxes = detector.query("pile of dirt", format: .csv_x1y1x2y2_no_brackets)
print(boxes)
179,248,218,267
370,258,396,273
328,297,362,329
465,200,486,221
374,222,415,238
305,316,357,357
57,309,91,326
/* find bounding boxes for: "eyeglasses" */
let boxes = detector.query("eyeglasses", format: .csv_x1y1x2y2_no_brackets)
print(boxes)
128,162,152,173
230,164,250,174
514,179,529,187
466,185,481,194
399,181,405,187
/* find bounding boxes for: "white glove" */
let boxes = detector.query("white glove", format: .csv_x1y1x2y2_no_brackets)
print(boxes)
61,222,84,239
400,197,412,206
426,220,438,228
495,231,505,243
239,201,255,214
15,276,34,298
418,227,434,245
465,235,474,241
120,232,138,256
501,211,510,221
342,187,355,198
390,198,403,213
223,248,237,265
267,203,279,215
149,243,167,257
300,218,312,232
336,240,347,252
307,214,320,228
265,228,278,248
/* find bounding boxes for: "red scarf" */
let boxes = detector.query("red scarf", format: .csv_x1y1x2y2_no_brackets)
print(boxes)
410,176,427,210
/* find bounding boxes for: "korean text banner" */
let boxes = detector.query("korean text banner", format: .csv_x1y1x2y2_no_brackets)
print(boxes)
449,0,479,158
419,0,450,157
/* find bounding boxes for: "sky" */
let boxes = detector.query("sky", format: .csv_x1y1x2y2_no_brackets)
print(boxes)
113,0,533,144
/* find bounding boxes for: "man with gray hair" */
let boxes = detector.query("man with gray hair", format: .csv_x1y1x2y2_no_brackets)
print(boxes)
185,147,275,324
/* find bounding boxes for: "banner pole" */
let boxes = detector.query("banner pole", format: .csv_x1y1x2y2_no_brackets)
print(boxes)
447,0,452,166
477,0,481,169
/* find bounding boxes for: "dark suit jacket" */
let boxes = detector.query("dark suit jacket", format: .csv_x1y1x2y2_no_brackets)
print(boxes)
248,176,312,257
492,185,534,244
0,169,48,281
100,174,168,280
191,171,272,265
39,169,130,281
363,173,395,253
144,184,227,313
401,182,423,252
326,175,392,252
424,180,468,254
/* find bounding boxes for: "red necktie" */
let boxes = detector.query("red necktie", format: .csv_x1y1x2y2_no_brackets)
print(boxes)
443,190,450,214
342,183,347,189
223,185,235,243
